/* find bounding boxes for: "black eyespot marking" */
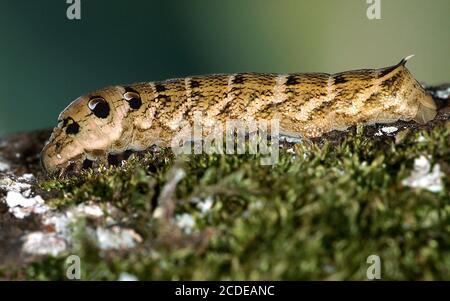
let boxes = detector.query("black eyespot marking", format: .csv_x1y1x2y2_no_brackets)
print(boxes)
82,158,93,169
123,87,142,110
123,149,133,160
62,117,80,135
65,119,80,135
333,75,348,85
128,97,142,109
107,154,120,166
62,118,69,127
233,74,245,85
190,80,200,88
285,75,299,86
154,83,166,93
88,97,110,118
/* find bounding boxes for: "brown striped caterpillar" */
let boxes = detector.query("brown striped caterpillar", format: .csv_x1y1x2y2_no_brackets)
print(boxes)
42,56,439,175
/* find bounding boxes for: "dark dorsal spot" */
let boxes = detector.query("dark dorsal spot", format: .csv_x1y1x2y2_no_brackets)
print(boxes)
123,149,133,160
190,79,200,88
82,159,93,169
123,87,142,110
65,119,80,135
88,97,110,118
233,74,246,85
285,75,299,86
154,83,166,93
128,97,142,109
107,154,120,166
333,75,348,85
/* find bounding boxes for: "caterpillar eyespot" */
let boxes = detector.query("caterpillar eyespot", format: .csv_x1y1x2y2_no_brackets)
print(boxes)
123,91,142,110
65,119,80,135
41,57,440,176
123,91,139,101
88,97,110,118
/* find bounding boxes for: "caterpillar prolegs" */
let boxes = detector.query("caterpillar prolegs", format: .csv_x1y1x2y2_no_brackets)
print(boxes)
42,56,440,176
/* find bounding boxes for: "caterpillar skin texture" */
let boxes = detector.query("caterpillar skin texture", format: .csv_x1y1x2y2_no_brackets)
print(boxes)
42,57,437,175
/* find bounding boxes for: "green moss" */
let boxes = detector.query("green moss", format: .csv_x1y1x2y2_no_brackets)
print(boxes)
15,124,450,280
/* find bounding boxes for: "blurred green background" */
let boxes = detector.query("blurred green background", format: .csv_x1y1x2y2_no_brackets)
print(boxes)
0,0,449,136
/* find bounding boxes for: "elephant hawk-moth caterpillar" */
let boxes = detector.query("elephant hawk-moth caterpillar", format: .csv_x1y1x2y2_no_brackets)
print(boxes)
42,56,438,176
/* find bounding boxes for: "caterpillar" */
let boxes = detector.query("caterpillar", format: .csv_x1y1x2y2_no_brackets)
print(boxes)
42,56,439,176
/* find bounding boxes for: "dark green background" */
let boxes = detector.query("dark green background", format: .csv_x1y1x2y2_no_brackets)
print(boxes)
1,0,449,136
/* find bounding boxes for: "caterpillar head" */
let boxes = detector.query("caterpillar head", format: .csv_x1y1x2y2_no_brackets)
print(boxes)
41,86,140,176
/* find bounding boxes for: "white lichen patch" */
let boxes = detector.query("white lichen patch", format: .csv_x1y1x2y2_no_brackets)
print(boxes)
0,166,143,258
374,126,400,137
0,176,31,194
18,173,35,182
22,232,67,256
21,211,72,256
42,211,72,236
6,191,40,208
402,155,443,193
175,213,196,234
0,173,71,256
374,130,383,137
74,203,104,218
196,196,214,215
20,204,142,255
381,126,398,134
96,226,142,250
6,191,49,219
16,195,140,256
1,174,50,219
